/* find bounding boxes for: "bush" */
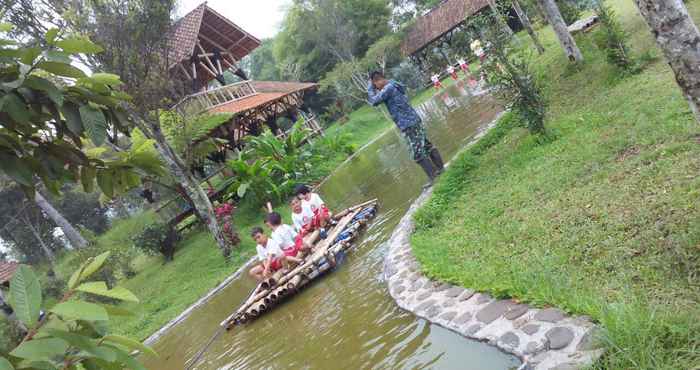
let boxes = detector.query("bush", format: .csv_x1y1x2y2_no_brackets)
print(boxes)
593,0,633,71
132,222,179,262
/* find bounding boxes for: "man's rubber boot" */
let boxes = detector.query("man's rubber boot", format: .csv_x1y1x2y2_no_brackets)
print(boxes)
417,157,437,189
429,148,445,174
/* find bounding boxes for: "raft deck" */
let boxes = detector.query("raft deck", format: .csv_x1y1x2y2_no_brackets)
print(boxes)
220,200,379,328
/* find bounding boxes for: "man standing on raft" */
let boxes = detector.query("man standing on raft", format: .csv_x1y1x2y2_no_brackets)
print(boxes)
367,71,444,182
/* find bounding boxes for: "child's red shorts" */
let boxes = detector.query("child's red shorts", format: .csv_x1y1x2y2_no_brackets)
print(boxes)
269,258,283,271
285,238,304,257
311,206,330,228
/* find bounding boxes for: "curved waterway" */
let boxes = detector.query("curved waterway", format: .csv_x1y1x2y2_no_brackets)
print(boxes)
144,83,521,370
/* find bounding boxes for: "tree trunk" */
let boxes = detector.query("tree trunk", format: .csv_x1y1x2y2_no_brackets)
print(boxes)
633,0,700,122
34,191,88,249
513,0,545,54
22,214,55,263
132,115,231,258
488,0,515,36
538,0,583,62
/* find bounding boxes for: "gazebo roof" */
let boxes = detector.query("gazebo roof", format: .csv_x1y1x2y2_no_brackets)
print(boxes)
401,0,489,56
0,262,18,286
167,3,261,83
209,81,317,116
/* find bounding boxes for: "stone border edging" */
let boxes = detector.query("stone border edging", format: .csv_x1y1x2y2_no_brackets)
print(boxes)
383,188,605,370
143,256,257,345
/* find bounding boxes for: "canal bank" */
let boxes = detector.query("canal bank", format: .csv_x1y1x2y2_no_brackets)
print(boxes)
383,184,605,369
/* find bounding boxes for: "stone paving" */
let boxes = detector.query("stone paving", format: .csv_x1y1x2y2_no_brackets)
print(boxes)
383,188,605,369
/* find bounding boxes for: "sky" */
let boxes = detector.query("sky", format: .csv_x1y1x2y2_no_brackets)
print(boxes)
178,0,292,40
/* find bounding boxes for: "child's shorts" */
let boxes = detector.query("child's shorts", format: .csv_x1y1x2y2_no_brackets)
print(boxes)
270,258,283,271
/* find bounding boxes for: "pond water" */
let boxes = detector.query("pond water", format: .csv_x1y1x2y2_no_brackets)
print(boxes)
144,82,520,370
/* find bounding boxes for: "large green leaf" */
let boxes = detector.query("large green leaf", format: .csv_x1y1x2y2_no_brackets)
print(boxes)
0,151,34,187
88,73,122,87
79,105,107,146
237,182,250,198
9,265,42,328
56,35,103,54
36,61,86,79
45,29,59,45
102,335,157,357
106,345,147,370
80,165,96,193
2,93,30,124
76,282,139,303
45,329,116,362
98,304,135,317
67,251,110,289
0,357,14,370
24,76,63,106
50,300,108,321
60,102,83,136
96,169,114,198
9,338,68,361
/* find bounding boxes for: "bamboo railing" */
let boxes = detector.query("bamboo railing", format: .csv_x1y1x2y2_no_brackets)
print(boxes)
173,81,258,115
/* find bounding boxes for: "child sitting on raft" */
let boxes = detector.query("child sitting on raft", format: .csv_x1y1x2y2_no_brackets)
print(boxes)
294,184,333,238
266,212,309,260
249,227,290,281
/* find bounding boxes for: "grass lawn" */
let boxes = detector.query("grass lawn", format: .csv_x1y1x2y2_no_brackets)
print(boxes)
412,0,700,368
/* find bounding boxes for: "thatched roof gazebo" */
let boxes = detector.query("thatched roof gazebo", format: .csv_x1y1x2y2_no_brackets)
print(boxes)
168,3,261,91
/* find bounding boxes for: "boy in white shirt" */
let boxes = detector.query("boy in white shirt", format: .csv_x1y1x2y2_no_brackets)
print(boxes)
294,185,333,238
248,227,286,281
266,212,309,260
458,57,478,87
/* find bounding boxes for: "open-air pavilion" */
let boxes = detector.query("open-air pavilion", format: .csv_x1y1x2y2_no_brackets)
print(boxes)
156,3,323,228
401,0,521,77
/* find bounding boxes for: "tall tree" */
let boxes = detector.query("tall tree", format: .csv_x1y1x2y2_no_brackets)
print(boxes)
633,0,700,122
538,0,583,62
65,0,231,256
513,0,545,54
33,191,88,249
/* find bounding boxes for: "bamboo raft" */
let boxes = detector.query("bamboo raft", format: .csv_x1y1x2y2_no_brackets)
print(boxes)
220,199,379,329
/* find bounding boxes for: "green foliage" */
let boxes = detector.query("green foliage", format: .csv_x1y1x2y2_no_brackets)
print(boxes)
0,27,158,197
1,256,152,369
556,0,582,25
593,0,632,71
466,13,547,135
132,222,179,262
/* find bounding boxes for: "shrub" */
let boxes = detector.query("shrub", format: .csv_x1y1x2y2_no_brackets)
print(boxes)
467,13,548,136
132,222,179,262
556,0,582,25
593,0,633,71
0,256,152,368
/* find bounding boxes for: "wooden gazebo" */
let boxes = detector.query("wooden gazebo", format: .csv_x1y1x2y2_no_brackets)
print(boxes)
401,0,505,74
157,3,324,228
168,3,260,91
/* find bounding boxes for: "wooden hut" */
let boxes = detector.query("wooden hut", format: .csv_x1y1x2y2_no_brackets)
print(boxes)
156,3,323,228
401,0,521,76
